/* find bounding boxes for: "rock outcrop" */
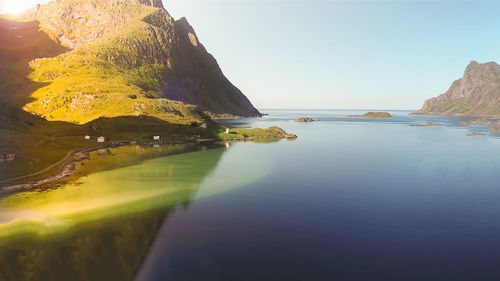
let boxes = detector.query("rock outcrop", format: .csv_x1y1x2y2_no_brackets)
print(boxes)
414,61,500,117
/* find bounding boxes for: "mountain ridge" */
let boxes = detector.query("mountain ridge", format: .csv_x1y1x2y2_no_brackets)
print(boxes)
413,60,500,117
8,0,260,124
0,0,261,182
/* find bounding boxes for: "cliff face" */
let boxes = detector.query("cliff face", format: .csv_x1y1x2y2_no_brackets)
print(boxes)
9,0,259,124
414,61,500,117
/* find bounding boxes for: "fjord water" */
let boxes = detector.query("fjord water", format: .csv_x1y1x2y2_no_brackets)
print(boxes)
2,110,500,280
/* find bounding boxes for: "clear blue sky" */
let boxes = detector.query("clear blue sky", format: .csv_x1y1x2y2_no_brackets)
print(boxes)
3,1,500,110
163,0,500,110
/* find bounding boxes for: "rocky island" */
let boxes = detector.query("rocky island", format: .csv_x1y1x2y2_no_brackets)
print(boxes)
411,123,444,127
349,112,393,118
466,132,488,136
295,118,320,122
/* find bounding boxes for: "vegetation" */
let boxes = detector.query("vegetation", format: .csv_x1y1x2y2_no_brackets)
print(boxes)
0,14,209,183
22,18,204,125
0,1,268,185
218,127,297,141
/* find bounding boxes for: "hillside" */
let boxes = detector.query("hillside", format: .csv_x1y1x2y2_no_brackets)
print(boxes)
2,0,260,125
0,0,262,182
414,61,500,117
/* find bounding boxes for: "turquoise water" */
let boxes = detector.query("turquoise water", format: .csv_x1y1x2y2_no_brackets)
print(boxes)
3,110,500,280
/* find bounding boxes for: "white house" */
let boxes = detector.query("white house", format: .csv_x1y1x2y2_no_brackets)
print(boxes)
97,136,105,143
85,135,91,140
153,135,161,140
200,123,207,129
225,128,230,134
0,151,15,162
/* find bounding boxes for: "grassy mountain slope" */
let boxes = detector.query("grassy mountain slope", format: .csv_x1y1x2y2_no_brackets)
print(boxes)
17,0,260,123
0,16,213,182
0,0,272,184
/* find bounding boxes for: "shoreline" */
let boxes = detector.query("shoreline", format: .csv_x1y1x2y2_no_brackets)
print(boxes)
410,112,500,118
0,144,123,196
0,133,295,196
0,139,195,196
0,139,208,196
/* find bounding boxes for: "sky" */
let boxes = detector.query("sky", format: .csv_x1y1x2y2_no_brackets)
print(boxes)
2,1,500,110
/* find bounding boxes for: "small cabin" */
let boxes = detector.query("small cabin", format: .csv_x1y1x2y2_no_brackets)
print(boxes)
85,135,91,140
97,136,105,143
225,128,230,134
0,151,15,162
153,135,161,140
200,123,207,129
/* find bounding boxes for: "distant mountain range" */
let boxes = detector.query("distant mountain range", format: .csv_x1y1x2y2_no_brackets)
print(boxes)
414,61,500,117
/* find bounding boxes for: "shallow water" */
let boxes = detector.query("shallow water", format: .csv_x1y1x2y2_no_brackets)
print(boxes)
2,110,500,280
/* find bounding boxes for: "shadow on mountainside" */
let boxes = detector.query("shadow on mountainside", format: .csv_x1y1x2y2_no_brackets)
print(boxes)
0,18,69,107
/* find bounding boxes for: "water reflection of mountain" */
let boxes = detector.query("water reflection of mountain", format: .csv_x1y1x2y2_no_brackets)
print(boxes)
0,146,225,281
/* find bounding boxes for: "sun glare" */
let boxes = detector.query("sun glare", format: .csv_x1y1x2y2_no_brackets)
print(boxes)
0,0,47,15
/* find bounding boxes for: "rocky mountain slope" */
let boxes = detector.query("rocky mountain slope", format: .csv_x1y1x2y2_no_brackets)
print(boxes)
3,0,260,125
414,61,500,117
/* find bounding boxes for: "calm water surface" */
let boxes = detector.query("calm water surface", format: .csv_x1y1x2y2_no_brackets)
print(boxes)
2,110,500,281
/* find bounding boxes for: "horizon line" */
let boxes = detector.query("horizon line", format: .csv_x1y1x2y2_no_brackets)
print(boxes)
258,108,417,111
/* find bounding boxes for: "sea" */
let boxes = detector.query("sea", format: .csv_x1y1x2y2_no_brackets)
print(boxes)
1,109,500,281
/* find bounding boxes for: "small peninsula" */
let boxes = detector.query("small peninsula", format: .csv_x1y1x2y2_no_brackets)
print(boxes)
349,112,393,118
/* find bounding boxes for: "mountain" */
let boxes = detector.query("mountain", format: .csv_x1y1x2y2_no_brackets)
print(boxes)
1,0,260,125
0,0,262,182
413,61,500,117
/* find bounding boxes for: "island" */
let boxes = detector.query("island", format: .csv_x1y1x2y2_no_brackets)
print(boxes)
466,132,488,136
349,112,393,118
218,127,297,141
295,118,320,122
411,123,444,126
